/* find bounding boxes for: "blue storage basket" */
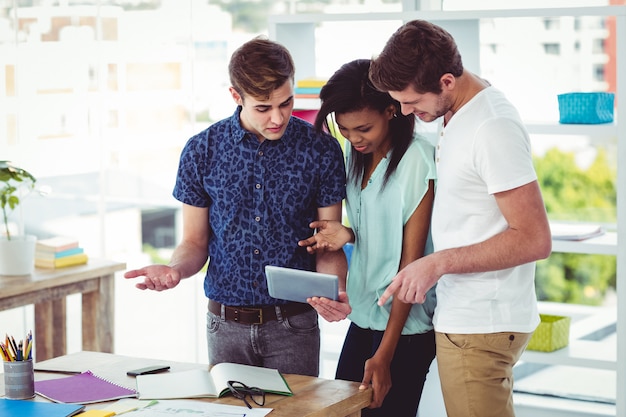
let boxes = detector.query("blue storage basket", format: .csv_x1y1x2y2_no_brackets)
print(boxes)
557,92,615,124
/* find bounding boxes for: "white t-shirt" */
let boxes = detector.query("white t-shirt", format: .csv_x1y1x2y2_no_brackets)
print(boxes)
432,86,540,334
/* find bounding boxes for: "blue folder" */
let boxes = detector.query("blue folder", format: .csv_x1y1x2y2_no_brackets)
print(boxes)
0,398,85,417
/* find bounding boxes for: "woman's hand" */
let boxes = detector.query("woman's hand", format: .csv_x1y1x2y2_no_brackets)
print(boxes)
298,220,353,253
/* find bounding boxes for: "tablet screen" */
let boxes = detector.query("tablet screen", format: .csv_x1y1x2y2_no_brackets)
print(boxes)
265,265,339,303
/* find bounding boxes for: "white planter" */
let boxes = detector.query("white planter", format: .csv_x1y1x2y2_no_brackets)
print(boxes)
0,235,36,276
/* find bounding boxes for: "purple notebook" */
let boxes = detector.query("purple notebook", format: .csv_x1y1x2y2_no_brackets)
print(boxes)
35,370,137,404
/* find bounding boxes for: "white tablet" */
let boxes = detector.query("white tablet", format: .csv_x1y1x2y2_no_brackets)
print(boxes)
265,265,339,303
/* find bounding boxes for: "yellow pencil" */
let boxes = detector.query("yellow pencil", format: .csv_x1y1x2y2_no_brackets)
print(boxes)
4,340,16,361
0,342,13,361
24,339,32,361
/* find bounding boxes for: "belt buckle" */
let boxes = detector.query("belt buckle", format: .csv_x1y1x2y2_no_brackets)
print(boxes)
241,307,263,325
255,308,263,325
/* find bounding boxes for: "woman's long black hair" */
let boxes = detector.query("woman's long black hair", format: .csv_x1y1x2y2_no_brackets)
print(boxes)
314,59,415,189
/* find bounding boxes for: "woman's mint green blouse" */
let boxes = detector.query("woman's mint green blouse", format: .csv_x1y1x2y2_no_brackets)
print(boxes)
345,135,437,334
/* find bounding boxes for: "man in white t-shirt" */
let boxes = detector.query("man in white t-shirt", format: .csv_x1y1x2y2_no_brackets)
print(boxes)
371,20,552,417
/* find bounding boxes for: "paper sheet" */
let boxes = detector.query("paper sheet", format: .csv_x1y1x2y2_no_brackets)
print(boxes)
117,399,272,417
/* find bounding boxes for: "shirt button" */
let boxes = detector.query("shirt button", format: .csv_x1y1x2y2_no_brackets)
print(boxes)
258,151,264,156
254,249,260,255
255,216,261,222
436,157,440,163
255,183,261,189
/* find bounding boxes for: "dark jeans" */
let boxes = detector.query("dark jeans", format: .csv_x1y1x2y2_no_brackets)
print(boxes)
336,322,436,417
206,307,320,376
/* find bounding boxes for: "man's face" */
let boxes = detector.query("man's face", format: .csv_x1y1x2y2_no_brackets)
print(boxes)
231,81,295,142
389,85,452,123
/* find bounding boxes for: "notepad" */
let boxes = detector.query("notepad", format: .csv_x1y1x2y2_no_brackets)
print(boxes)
74,411,115,417
100,398,157,414
135,362,292,400
34,370,137,404
0,398,85,417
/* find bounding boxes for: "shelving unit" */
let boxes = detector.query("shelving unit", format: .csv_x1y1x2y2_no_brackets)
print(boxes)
270,6,625,416
551,231,617,255
524,302,617,370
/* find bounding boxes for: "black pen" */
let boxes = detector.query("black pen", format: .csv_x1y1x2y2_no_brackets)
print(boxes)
33,368,83,375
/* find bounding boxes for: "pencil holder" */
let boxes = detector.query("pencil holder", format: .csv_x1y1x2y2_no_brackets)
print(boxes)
3,359,35,399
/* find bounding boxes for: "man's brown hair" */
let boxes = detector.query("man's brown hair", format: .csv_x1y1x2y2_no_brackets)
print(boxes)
370,20,463,94
228,36,295,101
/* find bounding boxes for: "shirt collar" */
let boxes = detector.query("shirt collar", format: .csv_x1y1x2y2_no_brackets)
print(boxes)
229,106,249,144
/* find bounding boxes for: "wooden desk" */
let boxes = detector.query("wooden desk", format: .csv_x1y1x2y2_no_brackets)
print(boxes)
3,351,372,416
0,259,126,362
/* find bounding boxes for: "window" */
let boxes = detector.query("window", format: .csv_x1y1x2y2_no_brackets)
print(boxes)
543,17,561,30
592,38,605,54
543,42,561,55
593,63,606,81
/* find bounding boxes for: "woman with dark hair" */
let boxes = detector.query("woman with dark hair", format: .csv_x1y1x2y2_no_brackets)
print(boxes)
299,59,436,416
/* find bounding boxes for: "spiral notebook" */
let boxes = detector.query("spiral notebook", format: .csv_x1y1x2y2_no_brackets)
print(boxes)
35,370,137,404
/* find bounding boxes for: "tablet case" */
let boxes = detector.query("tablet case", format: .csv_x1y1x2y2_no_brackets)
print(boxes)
265,265,339,303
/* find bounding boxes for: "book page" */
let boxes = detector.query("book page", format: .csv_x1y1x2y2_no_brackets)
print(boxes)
135,363,291,400
135,369,217,400
113,399,272,417
209,363,292,396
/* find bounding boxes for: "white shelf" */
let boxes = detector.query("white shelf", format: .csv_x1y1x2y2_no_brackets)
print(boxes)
522,339,616,370
551,232,617,256
526,122,618,137
269,6,626,24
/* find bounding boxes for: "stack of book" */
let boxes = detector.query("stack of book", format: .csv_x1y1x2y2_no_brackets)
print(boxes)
294,77,327,123
294,77,327,99
34,237,88,269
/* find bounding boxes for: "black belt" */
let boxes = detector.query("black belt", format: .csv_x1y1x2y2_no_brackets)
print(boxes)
208,299,313,325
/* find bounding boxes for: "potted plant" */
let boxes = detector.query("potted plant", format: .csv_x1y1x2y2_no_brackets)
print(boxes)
0,160,37,275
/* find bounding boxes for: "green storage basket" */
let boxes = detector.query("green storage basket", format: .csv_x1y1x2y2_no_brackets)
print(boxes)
557,92,614,124
527,314,571,352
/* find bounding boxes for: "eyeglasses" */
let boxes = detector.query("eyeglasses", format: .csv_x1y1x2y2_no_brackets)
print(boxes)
227,380,266,409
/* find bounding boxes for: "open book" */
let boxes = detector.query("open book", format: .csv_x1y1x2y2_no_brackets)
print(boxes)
135,362,292,400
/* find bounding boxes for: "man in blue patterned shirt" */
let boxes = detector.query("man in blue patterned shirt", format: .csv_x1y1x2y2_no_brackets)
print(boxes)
124,36,347,376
